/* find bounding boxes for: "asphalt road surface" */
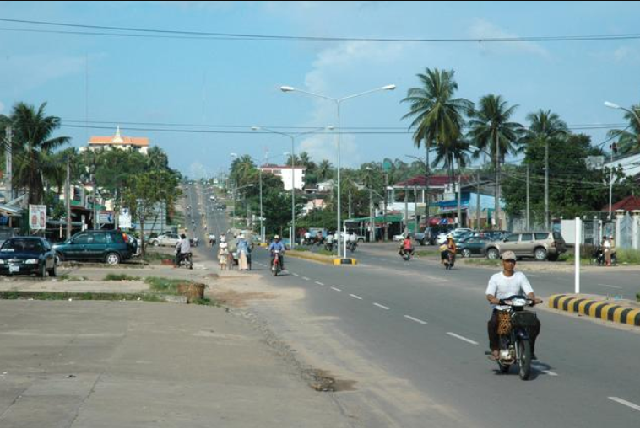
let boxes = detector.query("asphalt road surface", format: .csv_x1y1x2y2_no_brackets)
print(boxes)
186,183,640,428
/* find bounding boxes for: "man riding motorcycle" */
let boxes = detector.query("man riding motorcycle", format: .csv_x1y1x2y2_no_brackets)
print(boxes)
399,235,415,257
268,235,286,271
485,251,542,361
175,233,191,266
440,233,457,266
348,232,358,251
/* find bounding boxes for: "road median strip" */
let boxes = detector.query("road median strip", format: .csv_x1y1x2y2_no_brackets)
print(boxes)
549,294,640,327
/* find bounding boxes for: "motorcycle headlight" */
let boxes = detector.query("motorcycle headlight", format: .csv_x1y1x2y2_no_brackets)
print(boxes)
511,298,527,307
0,259,5,265
25,259,39,265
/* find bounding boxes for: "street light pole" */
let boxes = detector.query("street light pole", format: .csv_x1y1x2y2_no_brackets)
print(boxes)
281,84,396,258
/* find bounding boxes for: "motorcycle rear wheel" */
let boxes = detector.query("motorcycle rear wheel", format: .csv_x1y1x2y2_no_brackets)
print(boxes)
517,340,532,380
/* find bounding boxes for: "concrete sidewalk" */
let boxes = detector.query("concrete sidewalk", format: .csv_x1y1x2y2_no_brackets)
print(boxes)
0,300,352,428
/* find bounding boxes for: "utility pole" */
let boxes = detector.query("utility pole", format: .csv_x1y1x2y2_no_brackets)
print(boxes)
403,182,409,235
457,174,462,227
544,139,549,230
414,184,418,236
424,129,431,226
476,171,481,229
495,131,500,230
369,182,374,243
66,161,71,240
5,126,12,201
526,165,530,231
383,173,389,242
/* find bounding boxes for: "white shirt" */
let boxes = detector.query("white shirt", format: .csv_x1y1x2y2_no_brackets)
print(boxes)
485,271,534,309
327,234,334,243
349,234,357,243
604,240,611,250
179,238,191,254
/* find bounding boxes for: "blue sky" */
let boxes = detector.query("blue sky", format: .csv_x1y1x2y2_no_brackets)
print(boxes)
1,1,639,178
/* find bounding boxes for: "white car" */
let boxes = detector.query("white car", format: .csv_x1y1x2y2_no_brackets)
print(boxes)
148,233,181,247
393,234,406,242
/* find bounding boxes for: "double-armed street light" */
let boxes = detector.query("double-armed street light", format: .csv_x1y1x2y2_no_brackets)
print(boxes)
280,84,396,257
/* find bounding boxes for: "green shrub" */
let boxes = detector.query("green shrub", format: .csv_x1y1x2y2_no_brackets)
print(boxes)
104,274,141,281
616,249,640,265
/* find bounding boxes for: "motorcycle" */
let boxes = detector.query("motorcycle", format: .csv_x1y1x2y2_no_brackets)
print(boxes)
488,295,540,380
271,250,281,276
443,250,455,270
176,252,194,270
347,241,357,253
324,242,334,252
399,248,413,261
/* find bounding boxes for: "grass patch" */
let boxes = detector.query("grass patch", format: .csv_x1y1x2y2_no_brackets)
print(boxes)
104,274,141,281
464,258,501,266
317,249,335,256
294,247,310,252
617,249,640,265
0,291,164,302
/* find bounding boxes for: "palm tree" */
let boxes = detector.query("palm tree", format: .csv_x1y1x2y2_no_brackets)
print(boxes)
467,94,524,166
230,155,256,187
522,110,569,228
606,104,640,155
10,102,70,204
400,67,473,182
298,151,316,171
316,159,333,181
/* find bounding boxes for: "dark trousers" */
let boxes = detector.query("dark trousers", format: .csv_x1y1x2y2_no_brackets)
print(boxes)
488,310,540,353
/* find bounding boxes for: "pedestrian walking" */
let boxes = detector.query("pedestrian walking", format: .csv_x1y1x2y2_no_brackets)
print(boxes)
238,234,249,270
604,236,612,266
219,241,228,270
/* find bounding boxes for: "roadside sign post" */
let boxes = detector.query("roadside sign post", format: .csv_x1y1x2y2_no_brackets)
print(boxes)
575,217,581,294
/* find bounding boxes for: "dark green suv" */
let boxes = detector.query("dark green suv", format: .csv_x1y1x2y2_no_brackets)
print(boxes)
53,230,136,265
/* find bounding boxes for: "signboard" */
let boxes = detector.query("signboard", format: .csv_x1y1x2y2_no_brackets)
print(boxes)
586,156,605,170
99,211,114,224
118,208,132,229
29,205,47,230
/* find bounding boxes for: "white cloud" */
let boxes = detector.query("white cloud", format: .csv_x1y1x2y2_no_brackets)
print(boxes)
468,19,549,58
613,46,640,62
296,40,406,167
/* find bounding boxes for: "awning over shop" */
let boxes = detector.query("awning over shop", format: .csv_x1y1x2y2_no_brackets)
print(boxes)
344,214,404,224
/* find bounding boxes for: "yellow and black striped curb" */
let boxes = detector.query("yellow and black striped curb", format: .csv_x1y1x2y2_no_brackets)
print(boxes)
333,258,358,266
549,294,640,327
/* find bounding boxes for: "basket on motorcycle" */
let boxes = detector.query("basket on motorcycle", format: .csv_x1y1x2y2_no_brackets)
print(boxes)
511,311,538,328
496,311,512,335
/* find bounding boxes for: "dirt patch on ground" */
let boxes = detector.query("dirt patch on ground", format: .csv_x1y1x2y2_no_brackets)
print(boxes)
208,288,277,308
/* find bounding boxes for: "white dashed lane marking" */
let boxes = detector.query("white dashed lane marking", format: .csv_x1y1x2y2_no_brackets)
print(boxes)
373,303,389,310
292,273,299,277
608,397,640,412
599,284,623,289
331,286,342,292
446,332,479,346
404,315,427,325
302,277,310,281
315,281,325,286
349,294,363,300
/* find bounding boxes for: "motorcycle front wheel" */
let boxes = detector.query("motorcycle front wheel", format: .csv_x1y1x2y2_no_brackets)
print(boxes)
517,339,532,380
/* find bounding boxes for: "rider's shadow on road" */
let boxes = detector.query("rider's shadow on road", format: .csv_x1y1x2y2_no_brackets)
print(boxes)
491,360,555,380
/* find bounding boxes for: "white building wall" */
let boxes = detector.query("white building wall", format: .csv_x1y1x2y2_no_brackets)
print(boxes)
276,168,305,191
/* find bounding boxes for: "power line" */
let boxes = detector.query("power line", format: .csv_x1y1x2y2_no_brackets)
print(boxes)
2,17,640,43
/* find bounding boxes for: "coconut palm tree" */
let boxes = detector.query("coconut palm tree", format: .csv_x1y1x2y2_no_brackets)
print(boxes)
606,104,640,155
10,102,70,204
522,110,569,228
401,67,473,181
316,159,333,181
467,94,524,166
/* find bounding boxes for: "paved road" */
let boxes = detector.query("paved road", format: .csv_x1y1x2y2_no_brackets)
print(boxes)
187,184,640,428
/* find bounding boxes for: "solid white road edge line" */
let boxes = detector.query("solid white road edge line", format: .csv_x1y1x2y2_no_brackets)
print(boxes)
404,315,427,325
608,397,640,412
373,303,389,310
446,332,479,346
331,286,342,292
349,294,363,300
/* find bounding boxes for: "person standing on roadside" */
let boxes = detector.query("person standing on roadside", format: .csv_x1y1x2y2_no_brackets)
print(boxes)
604,236,612,266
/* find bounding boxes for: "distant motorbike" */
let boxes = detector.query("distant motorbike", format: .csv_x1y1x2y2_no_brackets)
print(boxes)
324,242,334,252
271,250,282,276
347,241,357,253
592,247,617,266
488,295,540,380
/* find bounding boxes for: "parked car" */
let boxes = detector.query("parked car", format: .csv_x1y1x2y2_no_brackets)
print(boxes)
457,237,493,258
484,232,567,261
148,232,181,247
0,237,57,277
53,230,135,265
0,228,17,248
